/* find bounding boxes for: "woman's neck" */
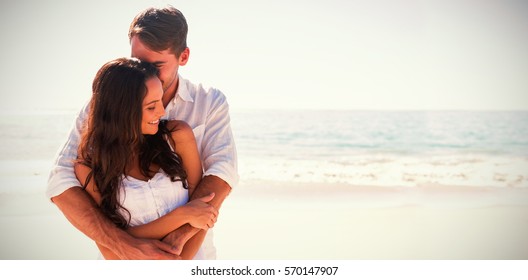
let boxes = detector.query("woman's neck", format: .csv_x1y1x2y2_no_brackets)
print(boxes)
125,155,159,182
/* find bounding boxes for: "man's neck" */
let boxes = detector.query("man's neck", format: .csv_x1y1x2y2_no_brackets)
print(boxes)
162,78,179,108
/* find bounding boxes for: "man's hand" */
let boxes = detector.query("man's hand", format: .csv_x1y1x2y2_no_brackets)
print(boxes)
53,187,182,260
161,223,198,251
114,237,182,260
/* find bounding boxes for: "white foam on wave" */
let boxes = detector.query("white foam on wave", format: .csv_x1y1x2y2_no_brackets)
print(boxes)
238,153,528,188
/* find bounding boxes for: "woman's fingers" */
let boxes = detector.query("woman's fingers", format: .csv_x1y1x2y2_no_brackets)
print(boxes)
197,192,215,203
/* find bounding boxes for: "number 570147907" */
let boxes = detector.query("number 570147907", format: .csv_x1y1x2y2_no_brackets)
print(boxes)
284,266,338,276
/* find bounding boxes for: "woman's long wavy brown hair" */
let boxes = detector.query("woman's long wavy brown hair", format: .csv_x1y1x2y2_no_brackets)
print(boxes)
77,58,188,229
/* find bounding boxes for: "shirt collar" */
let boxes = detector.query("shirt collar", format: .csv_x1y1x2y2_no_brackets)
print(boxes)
175,74,194,103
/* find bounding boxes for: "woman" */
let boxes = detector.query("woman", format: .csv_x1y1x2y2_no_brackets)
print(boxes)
74,57,216,260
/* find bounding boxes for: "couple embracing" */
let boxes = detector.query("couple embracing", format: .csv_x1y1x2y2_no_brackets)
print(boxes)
47,6,238,260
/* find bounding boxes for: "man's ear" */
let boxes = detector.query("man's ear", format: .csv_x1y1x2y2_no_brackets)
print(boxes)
178,48,190,66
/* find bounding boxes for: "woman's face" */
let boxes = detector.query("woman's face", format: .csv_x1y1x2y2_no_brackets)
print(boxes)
141,77,165,135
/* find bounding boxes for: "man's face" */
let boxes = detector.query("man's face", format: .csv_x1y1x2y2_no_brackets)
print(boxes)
130,36,188,100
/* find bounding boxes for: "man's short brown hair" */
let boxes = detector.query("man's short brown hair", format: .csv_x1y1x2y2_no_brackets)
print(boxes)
129,6,188,56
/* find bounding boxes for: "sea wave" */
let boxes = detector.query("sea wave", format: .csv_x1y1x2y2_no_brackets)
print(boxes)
238,153,528,188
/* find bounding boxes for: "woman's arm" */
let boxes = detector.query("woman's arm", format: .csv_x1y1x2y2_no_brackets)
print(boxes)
165,120,211,259
167,120,203,195
180,230,208,260
126,193,217,239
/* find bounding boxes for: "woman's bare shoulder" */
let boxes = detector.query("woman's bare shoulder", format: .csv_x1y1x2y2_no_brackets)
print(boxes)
166,120,194,143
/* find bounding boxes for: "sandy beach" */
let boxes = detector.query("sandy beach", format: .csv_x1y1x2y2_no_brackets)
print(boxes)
1,159,527,260
216,181,528,260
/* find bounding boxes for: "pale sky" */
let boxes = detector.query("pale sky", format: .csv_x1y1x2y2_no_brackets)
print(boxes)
1,0,527,112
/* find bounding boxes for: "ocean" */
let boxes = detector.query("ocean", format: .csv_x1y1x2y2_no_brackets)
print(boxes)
231,110,528,188
1,110,527,190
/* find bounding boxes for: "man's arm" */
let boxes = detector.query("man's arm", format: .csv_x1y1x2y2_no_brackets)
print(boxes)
52,187,181,259
191,175,232,211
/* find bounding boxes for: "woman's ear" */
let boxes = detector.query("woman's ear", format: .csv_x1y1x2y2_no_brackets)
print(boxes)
178,48,190,66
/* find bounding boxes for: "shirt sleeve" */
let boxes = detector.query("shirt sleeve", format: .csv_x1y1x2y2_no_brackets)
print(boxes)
45,102,89,200
201,89,239,188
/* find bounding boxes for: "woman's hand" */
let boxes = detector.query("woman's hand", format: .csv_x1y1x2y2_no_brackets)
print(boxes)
183,193,218,230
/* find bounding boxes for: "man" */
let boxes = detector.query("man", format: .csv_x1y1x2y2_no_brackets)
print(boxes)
46,6,238,260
